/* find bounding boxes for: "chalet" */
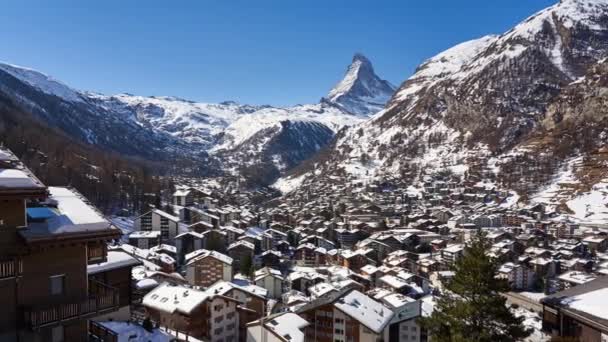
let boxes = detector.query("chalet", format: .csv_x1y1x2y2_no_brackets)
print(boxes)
143,282,240,341
227,240,255,272
175,231,204,265
206,280,269,341
295,243,316,267
297,289,394,341
184,249,233,287
0,147,122,342
260,250,282,269
88,251,142,321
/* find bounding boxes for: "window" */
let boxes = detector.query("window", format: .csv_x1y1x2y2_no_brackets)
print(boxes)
49,275,65,296
51,325,64,342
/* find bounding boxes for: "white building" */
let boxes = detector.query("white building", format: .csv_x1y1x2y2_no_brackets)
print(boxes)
254,267,284,299
134,209,181,244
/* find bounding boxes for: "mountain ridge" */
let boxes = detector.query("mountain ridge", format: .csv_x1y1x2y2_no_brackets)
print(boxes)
279,0,608,211
0,53,395,183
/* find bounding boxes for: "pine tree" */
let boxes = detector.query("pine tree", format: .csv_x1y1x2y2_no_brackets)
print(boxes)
240,253,254,277
419,232,531,342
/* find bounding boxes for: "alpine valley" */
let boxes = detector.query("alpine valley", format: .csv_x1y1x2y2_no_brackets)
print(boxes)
0,53,394,185
4,0,608,219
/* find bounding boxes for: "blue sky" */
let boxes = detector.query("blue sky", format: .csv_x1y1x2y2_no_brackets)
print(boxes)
0,0,555,106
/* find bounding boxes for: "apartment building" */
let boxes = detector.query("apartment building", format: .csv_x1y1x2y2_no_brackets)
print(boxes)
134,209,181,244
184,249,233,287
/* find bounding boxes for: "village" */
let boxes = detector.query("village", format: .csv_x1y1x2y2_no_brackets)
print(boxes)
1,144,608,342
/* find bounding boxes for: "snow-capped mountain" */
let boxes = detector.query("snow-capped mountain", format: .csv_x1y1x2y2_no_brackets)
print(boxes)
283,0,608,200
0,53,394,182
323,53,396,115
0,63,189,161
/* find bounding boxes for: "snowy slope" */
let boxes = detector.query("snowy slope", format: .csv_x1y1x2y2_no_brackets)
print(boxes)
273,0,608,198
215,103,361,150
334,0,608,178
0,62,85,103
85,93,267,147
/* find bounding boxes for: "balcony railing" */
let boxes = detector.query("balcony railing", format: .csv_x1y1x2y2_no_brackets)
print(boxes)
0,259,22,279
23,279,120,329
89,320,118,342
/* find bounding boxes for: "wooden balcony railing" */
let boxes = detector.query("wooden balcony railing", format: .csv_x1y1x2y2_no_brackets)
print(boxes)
89,320,118,342
0,259,22,279
23,279,120,329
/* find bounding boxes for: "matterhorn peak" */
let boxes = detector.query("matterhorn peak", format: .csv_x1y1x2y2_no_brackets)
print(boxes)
324,53,396,116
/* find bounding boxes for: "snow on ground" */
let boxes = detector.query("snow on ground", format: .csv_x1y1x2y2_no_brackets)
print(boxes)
500,191,521,208
512,308,550,342
519,291,547,302
530,156,608,224
566,181,608,224
273,174,308,194
98,321,171,342
531,157,581,205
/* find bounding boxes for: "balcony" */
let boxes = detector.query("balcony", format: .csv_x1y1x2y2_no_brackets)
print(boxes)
23,280,120,329
0,259,22,279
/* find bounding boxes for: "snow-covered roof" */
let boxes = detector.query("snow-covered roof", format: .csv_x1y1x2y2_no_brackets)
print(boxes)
334,290,394,334
173,189,191,197
309,282,337,298
262,312,309,342
560,287,608,321
0,168,44,189
185,249,233,266
21,187,118,241
151,209,180,222
87,251,141,274
129,231,162,239
136,278,160,290
381,293,416,309
206,280,268,299
443,244,464,253
228,240,255,250
558,271,597,285
143,283,209,315
97,321,171,342
379,275,410,289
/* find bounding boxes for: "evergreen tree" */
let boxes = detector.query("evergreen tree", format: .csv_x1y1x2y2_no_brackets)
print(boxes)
142,317,154,332
240,253,254,277
419,232,531,342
